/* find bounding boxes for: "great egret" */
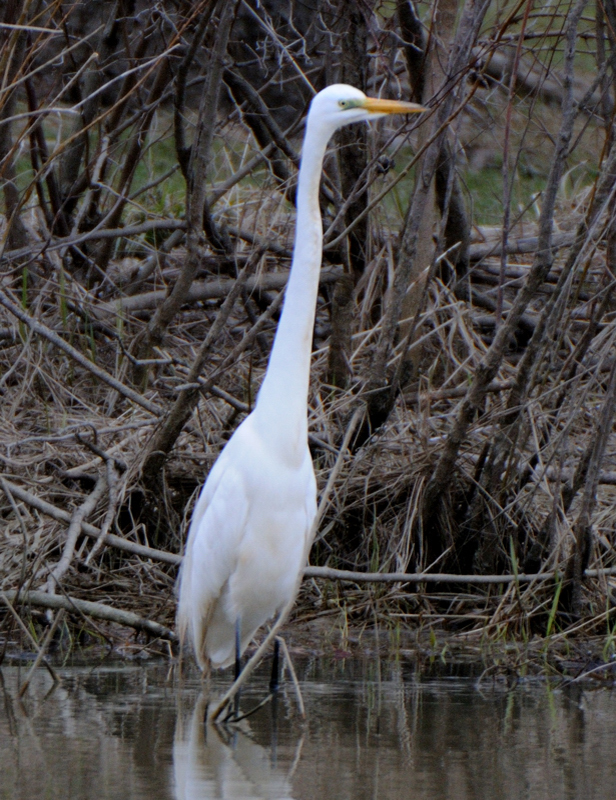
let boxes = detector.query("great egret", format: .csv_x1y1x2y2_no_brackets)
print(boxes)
177,84,425,672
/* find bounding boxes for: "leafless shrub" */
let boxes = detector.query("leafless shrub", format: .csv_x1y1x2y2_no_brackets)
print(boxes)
1,0,616,666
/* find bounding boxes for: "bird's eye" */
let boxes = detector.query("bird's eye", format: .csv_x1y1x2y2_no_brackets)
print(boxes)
338,100,349,109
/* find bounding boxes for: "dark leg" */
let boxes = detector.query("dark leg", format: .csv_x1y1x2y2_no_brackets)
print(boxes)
270,640,280,746
269,636,280,693
200,661,211,725
233,618,241,718
234,618,242,681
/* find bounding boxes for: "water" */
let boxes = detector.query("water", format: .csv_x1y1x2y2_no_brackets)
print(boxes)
1,658,616,799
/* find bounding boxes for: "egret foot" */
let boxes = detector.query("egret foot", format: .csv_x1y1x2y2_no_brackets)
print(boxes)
221,635,283,724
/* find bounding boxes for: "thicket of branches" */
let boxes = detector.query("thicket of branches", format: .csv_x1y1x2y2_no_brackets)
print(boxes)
2,0,616,665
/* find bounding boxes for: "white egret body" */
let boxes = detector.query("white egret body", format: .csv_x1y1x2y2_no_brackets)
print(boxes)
177,85,425,669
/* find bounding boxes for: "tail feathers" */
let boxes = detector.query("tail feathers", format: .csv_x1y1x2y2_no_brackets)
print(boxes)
176,556,240,670
177,598,212,671
176,562,211,672
202,601,238,668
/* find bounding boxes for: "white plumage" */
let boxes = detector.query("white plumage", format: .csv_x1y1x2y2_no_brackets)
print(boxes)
178,415,315,667
177,84,425,670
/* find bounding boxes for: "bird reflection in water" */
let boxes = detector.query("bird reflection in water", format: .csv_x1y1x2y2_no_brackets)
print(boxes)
173,693,303,800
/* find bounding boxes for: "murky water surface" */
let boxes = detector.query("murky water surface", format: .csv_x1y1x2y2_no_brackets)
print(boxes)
2,658,616,799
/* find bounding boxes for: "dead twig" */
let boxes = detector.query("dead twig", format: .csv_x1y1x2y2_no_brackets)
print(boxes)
44,473,107,594
1,593,60,684
0,287,162,415
141,0,236,358
18,609,65,697
303,565,616,584
4,590,176,642
1,479,181,565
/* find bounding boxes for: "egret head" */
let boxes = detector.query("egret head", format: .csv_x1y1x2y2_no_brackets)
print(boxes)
308,84,426,135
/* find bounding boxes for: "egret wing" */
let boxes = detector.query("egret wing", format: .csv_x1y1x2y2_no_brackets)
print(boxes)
176,450,249,666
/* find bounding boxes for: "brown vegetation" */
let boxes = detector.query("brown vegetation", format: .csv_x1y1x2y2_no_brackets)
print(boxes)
1,0,616,674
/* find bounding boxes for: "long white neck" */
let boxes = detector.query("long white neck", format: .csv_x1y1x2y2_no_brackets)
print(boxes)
253,116,331,458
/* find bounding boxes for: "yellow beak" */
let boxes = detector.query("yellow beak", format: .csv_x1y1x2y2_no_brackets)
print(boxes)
362,97,427,115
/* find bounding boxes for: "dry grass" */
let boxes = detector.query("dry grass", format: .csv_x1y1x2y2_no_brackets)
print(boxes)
1,0,616,674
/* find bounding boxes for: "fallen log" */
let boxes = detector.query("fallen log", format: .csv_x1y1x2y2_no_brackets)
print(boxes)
4,589,176,642
469,231,576,261
95,267,344,317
